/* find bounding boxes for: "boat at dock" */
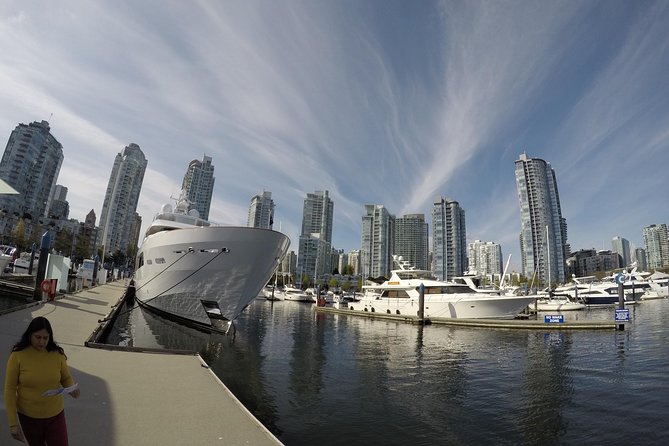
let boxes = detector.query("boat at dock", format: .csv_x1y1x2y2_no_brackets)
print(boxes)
133,194,290,330
554,275,643,306
0,245,16,274
643,271,668,299
11,251,39,274
533,294,586,311
341,258,537,319
282,286,312,302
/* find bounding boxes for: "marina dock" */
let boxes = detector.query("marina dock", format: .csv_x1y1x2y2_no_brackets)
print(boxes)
0,282,283,446
315,306,622,329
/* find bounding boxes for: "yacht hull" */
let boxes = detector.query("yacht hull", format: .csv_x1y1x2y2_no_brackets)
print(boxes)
534,299,586,311
134,226,289,326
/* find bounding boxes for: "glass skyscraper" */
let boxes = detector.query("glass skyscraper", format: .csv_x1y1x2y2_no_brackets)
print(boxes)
394,213,428,270
297,190,334,282
182,155,215,221
611,236,631,268
247,191,275,229
432,197,467,281
361,204,395,278
99,143,147,257
0,120,63,219
642,224,668,270
515,153,569,285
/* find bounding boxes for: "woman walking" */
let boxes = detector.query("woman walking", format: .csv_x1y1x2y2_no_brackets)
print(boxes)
4,316,80,445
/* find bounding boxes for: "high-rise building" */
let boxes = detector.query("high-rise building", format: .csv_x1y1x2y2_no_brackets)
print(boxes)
297,190,334,282
330,248,344,275
336,251,349,275
468,240,503,277
432,197,467,281
182,155,215,220
47,184,69,220
515,153,569,284
611,236,631,267
361,204,395,278
347,250,361,276
633,247,647,271
85,209,97,228
642,224,669,269
247,191,275,229
0,120,64,219
394,213,428,270
279,250,297,283
99,143,147,257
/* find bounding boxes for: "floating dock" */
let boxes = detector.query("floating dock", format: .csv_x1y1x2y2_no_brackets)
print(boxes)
315,305,621,329
0,281,283,446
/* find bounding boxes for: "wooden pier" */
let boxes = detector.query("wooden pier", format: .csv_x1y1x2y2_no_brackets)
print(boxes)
315,306,621,329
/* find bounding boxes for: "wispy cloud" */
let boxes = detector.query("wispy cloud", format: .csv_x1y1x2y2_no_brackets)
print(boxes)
1,0,667,266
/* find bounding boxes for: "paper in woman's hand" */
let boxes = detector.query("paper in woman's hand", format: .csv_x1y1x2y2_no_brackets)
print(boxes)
42,383,79,397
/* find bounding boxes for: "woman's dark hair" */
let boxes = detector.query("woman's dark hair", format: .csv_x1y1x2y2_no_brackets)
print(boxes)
12,316,66,357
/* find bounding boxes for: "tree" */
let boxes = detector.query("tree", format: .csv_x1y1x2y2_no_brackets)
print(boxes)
125,243,138,268
11,218,27,250
28,223,44,248
301,274,311,289
74,233,91,261
54,228,74,255
328,277,339,289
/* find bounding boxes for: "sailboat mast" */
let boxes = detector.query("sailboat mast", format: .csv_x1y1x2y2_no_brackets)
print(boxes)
546,225,551,291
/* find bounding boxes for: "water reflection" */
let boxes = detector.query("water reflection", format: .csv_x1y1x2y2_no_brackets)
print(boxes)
107,298,669,446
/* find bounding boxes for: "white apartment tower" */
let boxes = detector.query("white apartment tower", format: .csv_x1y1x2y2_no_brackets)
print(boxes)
280,250,297,282
432,197,467,281
247,191,275,229
515,153,569,284
297,190,334,282
0,120,63,219
182,155,215,220
361,204,395,278
347,250,361,276
468,240,503,277
394,213,429,270
99,143,147,257
642,224,669,269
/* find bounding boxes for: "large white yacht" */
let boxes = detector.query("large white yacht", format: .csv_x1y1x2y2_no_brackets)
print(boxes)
344,258,537,319
133,194,290,330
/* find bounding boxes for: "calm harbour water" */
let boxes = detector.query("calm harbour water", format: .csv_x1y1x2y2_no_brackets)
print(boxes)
107,298,669,446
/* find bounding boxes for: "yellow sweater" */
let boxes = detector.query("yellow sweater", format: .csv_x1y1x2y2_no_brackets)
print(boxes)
4,347,75,426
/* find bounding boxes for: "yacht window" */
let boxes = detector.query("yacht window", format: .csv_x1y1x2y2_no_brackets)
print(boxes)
444,285,469,293
382,290,410,298
147,259,152,265
155,258,166,264
137,253,144,269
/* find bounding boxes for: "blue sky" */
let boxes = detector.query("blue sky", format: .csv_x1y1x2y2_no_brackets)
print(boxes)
1,1,668,271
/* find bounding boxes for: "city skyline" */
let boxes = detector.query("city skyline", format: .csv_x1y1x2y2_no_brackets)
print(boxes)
1,2,668,271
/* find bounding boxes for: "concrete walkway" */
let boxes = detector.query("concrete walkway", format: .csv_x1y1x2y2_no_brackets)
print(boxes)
0,282,283,446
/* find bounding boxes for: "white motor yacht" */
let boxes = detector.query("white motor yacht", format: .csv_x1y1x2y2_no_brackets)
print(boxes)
344,259,537,319
282,286,312,302
133,194,290,329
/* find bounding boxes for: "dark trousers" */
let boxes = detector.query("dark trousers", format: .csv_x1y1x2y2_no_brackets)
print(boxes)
18,410,69,446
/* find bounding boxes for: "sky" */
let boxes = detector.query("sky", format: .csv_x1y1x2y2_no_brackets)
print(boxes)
1,0,668,272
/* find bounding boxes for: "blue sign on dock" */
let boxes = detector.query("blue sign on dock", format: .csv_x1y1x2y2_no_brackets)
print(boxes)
544,315,565,323
615,309,630,322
